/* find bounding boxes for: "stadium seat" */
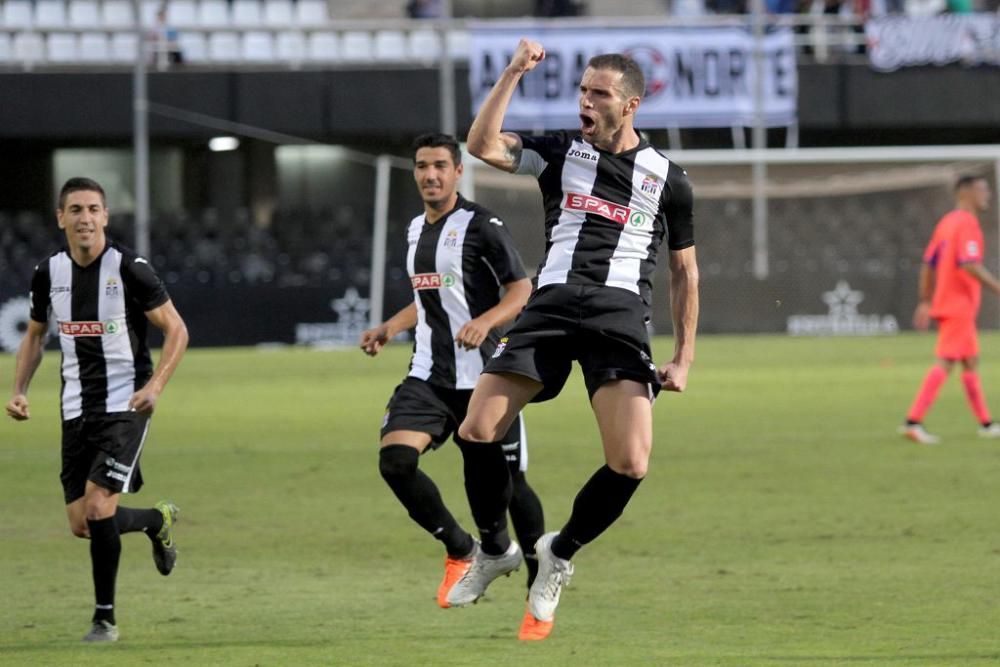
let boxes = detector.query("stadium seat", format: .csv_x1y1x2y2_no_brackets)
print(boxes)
294,0,327,25
46,32,78,62
138,0,160,26
13,31,44,64
231,0,263,27
34,0,68,29
305,31,338,62
242,30,274,61
110,32,138,61
101,0,136,28
198,0,230,28
407,29,441,62
262,0,293,26
276,30,306,62
3,1,34,28
166,0,197,28
339,31,372,62
373,31,406,61
446,30,470,58
78,33,110,61
178,31,207,62
208,31,240,61
67,0,101,27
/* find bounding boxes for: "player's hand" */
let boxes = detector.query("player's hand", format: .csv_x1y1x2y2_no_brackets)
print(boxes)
913,302,931,331
129,384,160,415
360,324,390,356
455,318,490,350
509,38,545,74
5,394,30,421
658,362,690,393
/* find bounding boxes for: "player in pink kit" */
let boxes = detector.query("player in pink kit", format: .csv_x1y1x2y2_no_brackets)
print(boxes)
901,175,1000,444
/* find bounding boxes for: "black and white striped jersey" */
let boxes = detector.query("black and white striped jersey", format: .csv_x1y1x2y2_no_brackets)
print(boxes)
406,195,527,390
516,131,694,307
28,241,169,421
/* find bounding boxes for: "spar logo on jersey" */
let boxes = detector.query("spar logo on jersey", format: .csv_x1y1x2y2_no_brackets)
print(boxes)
60,321,105,336
411,273,457,290
564,192,632,225
59,320,121,336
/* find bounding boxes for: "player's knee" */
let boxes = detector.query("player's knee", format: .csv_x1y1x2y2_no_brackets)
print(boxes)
609,455,649,479
378,444,419,482
457,420,496,444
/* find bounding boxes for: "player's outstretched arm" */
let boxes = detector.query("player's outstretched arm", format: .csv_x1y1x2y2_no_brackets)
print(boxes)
455,277,531,350
467,38,544,173
6,319,47,421
360,302,418,357
659,246,699,393
130,299,188,414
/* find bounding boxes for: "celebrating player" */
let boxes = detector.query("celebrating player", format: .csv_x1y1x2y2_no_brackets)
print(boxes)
901,175,1000,444
5,177,189,642
360,133,545,608
445,39,700,640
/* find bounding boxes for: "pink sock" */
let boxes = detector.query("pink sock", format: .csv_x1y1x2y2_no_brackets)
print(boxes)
907,365,948,422
961,370,991,424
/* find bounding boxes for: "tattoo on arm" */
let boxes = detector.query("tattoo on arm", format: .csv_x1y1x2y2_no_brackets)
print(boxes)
504,143,522,170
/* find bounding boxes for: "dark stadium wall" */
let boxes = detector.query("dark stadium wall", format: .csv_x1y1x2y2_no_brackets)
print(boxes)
1,64,998,142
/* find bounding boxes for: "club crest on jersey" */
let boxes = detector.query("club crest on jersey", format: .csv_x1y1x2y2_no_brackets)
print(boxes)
492,337,509,359
105,277,120,297
641,174,661,196
411,273,456,290
443,229,460,248
564,192,632,225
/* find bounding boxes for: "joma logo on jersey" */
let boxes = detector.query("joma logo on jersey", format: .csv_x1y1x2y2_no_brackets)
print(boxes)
411,273,456,290
567,149,598,162
564,192,631,225
60,321,105,336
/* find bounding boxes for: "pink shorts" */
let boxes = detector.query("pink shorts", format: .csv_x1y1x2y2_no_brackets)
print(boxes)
935,317,978,360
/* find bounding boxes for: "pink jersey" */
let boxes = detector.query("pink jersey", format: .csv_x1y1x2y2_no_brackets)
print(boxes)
923,209,984,319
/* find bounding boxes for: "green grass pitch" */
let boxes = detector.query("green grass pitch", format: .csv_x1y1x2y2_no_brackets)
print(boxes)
3,333,1000,666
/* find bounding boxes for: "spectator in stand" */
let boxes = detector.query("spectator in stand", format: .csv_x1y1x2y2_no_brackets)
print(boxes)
407,0,444,18
150,5,183,68
535,0,584,15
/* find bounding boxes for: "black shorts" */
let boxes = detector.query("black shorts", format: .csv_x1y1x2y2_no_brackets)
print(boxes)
484,284,660,403
61,411,151,504
381,377,528,472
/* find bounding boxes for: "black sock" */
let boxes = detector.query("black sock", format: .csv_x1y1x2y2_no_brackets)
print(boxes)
458,441,512,556
115,506,164,537
379,445,474,558
551,465,642,561
508,470,544,589
87,516,121,625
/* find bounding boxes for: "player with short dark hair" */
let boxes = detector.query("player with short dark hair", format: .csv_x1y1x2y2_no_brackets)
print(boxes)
6,177,189,643
446,40,700,641
901,175,1000,444
360,133,544,608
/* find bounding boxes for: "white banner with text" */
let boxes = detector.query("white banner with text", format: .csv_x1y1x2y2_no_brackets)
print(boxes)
866,15,1000,72
468,25,798,130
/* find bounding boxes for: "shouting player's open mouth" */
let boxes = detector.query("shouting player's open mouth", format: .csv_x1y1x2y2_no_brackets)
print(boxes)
579,113,596,137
